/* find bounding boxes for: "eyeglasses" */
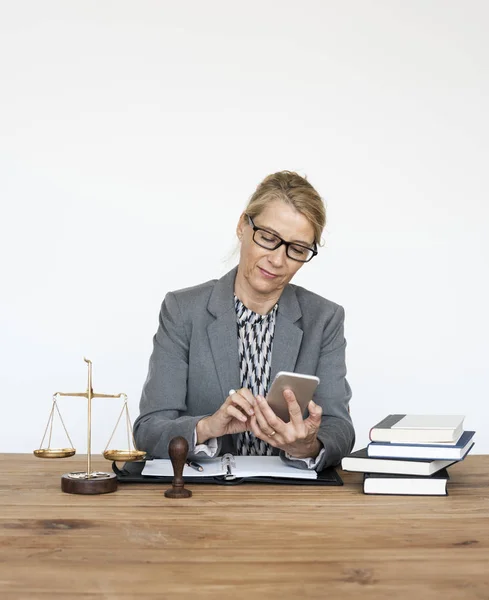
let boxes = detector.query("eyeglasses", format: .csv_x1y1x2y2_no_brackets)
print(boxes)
246,215,318,263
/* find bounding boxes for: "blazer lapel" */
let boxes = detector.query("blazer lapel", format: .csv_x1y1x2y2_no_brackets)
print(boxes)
207,267,241,400
270,284,303,383
207,312,241,401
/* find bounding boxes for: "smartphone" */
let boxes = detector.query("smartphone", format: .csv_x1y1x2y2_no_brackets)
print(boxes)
266,371,320,423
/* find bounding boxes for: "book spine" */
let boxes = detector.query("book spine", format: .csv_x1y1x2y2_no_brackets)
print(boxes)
369,414,405,441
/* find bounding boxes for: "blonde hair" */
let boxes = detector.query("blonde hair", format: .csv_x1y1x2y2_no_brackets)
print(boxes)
244,171,326,245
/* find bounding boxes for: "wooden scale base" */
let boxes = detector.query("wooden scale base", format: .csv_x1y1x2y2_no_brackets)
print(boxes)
61,472,118,495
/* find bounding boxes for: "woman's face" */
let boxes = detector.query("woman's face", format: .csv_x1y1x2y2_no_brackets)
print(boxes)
236,199,315,298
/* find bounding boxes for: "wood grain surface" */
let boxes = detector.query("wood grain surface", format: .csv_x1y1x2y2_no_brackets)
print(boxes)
0,453,488,599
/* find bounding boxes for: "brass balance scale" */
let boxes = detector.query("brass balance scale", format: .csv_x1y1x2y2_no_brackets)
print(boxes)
34,357,145,494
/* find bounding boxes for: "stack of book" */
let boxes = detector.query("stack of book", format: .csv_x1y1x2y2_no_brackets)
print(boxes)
341,414,475,496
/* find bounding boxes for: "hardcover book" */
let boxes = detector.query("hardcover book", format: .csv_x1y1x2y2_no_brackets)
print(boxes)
369,414,465,443
367,431,475,460
341,446,473,476
363,469,449,496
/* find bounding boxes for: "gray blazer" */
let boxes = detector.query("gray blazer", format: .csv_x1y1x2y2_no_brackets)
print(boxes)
134,266,355,471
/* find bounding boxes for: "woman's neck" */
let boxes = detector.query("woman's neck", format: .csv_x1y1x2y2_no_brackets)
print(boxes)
234,275,280,315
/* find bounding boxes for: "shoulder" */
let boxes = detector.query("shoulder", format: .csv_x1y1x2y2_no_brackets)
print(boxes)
163,276,218,315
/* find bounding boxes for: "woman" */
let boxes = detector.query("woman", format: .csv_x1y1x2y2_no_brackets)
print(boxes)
134,171,354,470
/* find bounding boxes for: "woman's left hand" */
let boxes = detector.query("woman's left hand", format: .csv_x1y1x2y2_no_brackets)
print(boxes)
249,389,323,459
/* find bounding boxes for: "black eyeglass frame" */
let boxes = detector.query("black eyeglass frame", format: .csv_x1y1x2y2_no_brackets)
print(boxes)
246,215,318,263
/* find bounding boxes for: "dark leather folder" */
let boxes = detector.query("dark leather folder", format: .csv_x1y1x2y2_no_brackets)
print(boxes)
112,460,343,486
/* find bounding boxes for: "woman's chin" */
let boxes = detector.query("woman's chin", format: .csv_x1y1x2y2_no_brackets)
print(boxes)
251,273,280,293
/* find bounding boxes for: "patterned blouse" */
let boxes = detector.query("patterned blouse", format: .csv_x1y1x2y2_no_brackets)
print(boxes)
234,295,278,455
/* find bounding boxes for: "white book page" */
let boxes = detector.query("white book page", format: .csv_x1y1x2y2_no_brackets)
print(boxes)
387,438,459,446
142,458,225,478
394,415,464,430
142,455,318,479
233,456,317,479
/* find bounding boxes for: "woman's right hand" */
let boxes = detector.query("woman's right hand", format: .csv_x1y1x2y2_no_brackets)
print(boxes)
196,389,255,443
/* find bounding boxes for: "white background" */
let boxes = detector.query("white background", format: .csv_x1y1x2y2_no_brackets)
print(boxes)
1,1,488,456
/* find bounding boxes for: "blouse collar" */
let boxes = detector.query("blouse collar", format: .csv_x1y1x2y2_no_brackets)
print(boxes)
234,295,278,326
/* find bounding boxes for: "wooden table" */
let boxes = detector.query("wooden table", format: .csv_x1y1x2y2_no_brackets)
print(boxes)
1,454,488,599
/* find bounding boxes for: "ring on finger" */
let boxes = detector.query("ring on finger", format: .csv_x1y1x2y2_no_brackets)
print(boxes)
268,430,276,437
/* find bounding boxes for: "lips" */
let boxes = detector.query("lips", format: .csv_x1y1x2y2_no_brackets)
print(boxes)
258,267,278,279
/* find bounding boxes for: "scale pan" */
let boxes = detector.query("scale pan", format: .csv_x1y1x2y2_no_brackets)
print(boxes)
34,448,76,459
103,449,146,462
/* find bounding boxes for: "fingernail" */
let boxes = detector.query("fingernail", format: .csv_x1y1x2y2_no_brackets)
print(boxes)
248,409,254,415
256,396,262,403
240,415,247,422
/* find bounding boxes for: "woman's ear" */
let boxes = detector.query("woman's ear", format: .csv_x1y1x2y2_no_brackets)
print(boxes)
236,213,246,240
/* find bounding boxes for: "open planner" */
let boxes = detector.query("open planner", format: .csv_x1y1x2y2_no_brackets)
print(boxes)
112,454,343,486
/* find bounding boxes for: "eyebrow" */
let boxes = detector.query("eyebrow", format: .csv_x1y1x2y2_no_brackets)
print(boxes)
256,222,314,247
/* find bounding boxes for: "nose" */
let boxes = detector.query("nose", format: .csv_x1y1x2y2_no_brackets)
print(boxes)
267,244,287,268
